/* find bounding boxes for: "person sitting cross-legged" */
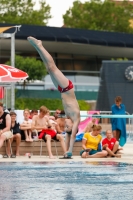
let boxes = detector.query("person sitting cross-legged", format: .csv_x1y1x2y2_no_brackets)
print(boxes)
80,125,107,158
7,111,21,157
102,130,122,158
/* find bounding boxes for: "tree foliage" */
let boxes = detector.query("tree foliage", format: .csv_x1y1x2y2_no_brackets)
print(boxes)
6,55,47,81
0,0,51,25
15,98,90,111
63,0,133,33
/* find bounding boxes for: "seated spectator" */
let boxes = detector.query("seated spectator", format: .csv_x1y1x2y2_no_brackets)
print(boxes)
54,109,61,120
45,109,56,121
49,119,57,132
39,128,66,159
0,102,13,156
31,106,50,137
20,109,33,142
49,115,56,120
83,113,100,133
56,110,66,134
29,109,38,119
102,130,121,158
32,106,66,158
80,125,107,158
7,112,21,156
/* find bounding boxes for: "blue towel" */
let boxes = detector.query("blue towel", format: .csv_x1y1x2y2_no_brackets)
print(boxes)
111,104,126,146
75,133,84,141
98,143,102,151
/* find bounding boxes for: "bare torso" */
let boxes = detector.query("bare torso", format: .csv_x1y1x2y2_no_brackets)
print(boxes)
32,115,48,132
56,118,66,133
61,89,80,123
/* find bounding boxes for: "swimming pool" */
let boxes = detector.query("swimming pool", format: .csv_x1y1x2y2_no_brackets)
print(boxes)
0,161,133,200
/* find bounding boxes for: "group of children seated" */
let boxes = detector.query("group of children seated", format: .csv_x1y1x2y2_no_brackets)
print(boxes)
81,125,122,159
8,107,72,158
8,107,122,159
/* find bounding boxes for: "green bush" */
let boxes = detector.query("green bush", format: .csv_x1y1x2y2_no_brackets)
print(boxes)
15,98,90,111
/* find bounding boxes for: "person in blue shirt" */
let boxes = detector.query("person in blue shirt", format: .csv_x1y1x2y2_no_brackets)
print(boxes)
111,96,126,147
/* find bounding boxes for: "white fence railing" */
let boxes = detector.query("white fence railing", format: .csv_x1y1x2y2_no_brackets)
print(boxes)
15,110,133,138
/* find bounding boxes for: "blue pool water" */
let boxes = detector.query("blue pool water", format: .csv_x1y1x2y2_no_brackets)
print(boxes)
0,161,133,200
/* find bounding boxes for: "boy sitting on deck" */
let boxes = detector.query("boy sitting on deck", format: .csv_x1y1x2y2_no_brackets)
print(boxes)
102,130,122,158
20,109,33,142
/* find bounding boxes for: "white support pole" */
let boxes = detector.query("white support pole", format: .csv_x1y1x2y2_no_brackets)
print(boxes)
11,33,15,111
0,25,21,111
81,114,133,118
5,87,7,109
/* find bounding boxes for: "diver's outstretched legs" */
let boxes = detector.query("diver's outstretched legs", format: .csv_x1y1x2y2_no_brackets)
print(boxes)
27,37,68,89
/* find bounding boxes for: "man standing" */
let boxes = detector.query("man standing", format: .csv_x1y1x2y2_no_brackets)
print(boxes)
0,102,13,152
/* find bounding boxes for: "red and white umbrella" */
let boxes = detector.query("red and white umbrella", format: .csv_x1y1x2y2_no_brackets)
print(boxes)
0,64,28,82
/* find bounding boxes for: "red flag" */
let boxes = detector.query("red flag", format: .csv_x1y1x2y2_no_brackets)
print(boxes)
0,87,4,99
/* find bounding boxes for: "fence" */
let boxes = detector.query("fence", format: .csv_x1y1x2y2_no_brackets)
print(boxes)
99,111,130,124
15,110,133,137
85,112,133,139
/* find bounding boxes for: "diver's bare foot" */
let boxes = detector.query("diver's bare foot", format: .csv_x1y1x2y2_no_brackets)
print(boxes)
26,138,30,142
27,36,42,48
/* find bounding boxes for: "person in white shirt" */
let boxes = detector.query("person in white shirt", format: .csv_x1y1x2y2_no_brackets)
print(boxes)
20,109,33,142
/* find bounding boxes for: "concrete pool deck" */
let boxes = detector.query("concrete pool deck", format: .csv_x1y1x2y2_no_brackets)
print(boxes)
0,143,133,164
